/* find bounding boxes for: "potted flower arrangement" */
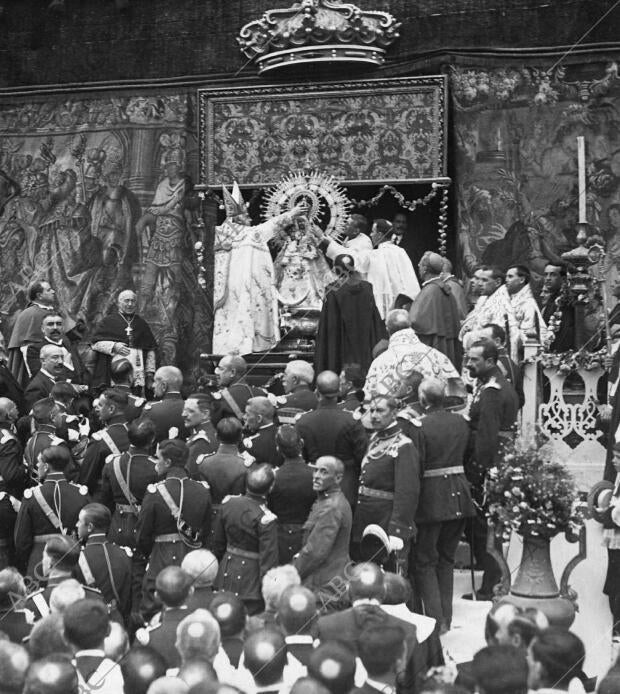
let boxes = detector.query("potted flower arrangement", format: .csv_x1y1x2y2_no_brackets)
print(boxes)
485,432,586,627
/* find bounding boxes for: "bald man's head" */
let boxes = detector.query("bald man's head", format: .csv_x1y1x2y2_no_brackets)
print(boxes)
153,366,183,398
246,463,275,496
442,258,453,274
316,371,340,399
216,353,247,387
385,309,411,336
312,456,344,493
419,251,444,280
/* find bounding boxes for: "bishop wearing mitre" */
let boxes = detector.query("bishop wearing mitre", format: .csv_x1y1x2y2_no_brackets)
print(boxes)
212,181,306,356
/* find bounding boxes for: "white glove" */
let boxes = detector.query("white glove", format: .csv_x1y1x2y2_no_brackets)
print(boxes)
388,535,404,552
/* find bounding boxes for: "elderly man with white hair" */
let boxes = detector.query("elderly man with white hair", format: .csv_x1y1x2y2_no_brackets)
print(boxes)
90,289,158,392
142,365,188,441
182,549,219,611
279,359,317,413
364,309,463,402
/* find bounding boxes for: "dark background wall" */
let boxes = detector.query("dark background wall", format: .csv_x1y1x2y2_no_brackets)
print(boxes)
0,0,618,88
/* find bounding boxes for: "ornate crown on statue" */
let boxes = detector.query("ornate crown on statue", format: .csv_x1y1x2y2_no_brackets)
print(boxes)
237,0,401,74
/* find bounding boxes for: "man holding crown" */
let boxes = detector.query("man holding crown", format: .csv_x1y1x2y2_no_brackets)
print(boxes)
213,182,306,355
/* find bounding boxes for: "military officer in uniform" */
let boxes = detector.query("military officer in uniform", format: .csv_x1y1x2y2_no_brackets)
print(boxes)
352,395,420,568
182,392,217,478
268,426,315,564
0,397,28,499
411,378,475,633
211,353,265,425
22,535,103,620
294,456,352,608
196,417,248,546
338,363,365,412
14,445,89,578
75,502,132,624
135,439,211,618
135,566,195,669
97,418,158,549
279,360,318,411
242,396,282,467
79,388,130,496
464,338,519,600
296,371,368,507
141,366,188,442
213,463,278,615
110,358,147,421
23,397,74,483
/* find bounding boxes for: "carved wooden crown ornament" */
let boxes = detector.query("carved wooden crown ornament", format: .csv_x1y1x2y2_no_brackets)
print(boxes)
237,0,401,74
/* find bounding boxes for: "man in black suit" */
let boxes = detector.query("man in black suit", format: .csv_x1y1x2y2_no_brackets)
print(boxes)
24,344,65,408
352,625,408,694
26,313,88,386
317,562,425,694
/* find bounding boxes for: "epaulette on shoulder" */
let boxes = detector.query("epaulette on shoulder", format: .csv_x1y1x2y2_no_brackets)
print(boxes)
0,492,5,502
260,506,277,525
91,431,104,441
143,401,156,411
9,496,20,513
241,451,255,468
199,480,210,490
147,483,157,493
212,391,222,400
23,488,33,499
275,395,287,406
133,397,146,407
104,453,115,465
398,409,422,426
49,435,65,446
70,482,88,496
0,430,16,445
135,627,151,645
193,431,211,442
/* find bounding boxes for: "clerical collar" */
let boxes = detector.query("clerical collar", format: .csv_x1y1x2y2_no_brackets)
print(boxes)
32,301,53,310
285,635,314,644
45,337,63,346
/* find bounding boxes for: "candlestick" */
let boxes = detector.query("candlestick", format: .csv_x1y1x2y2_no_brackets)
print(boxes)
577,136,586,224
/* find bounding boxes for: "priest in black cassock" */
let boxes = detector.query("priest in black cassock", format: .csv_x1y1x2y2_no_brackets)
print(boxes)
90,289,157,393
314,254,386,376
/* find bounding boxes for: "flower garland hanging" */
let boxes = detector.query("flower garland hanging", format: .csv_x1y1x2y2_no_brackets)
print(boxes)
542,282,572,351
348,181,449,212
438,186,449,256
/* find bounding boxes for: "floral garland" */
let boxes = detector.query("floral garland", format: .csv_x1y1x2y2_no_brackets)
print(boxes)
194,241,207,292
537,347,606,374
348,181,448,212
485,433,586,542
542,282,572,351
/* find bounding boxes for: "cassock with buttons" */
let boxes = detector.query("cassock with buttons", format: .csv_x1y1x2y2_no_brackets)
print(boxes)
212,492,279,614
14,471,89,577
79,417,130,497
352,423,420,551
96,447,158,549
135,467,211,613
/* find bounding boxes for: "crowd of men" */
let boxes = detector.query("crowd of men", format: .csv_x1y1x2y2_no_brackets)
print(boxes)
0,251,615,694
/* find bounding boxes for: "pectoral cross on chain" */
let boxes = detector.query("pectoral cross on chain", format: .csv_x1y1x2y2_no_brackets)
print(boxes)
125,325,133,337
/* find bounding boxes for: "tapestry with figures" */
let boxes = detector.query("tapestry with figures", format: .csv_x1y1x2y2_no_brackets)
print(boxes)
451,61,620,302
0,90,210,376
